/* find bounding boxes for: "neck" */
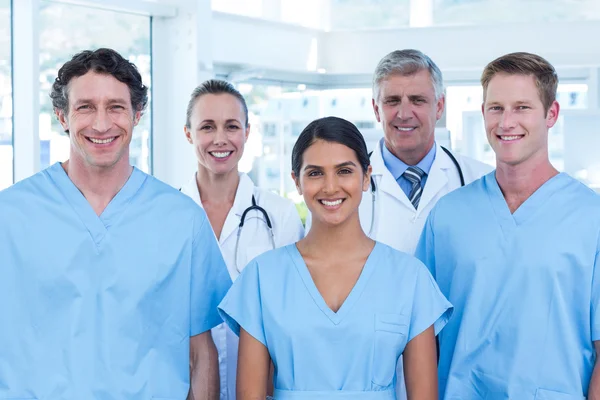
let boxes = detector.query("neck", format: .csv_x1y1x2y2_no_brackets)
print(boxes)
63,156,132,215
196,165,240,204
302,211,371,256
495,152,558,209
387,140,434,166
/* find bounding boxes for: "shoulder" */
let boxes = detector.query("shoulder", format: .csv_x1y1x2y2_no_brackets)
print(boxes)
560,174,600,209
374,242,427,274
137,172,209,230
0,167,57,209
240,245,296,280
436,170,489,207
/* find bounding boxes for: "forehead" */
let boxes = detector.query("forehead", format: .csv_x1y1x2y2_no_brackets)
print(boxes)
302,140,359,166
485,73,541,103
67,71,131,104
191,93,245,122
378,70,435,97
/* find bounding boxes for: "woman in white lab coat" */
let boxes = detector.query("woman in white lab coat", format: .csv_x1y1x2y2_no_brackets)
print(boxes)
181,79,305,400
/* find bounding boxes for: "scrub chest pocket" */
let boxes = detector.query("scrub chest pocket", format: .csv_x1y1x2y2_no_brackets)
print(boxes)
372,313,409,387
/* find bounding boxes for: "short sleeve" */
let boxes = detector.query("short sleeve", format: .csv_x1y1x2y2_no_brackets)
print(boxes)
407,263,453,342
190,211,232,336
415,208,437,279
218,260,267,346
591,235,600,341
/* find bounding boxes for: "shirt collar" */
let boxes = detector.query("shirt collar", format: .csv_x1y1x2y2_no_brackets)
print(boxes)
380,139,437,180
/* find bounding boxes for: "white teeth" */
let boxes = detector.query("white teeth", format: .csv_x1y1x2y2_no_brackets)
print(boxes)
396,127,414,131
321,199,343,206
500,136,521,141
89,137,116,144
211,151,232,158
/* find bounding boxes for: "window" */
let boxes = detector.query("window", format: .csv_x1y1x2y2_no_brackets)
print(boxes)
211,0,262,18
0,0,11,190
39,2,152,172
329,0,410,30
433,0,600,26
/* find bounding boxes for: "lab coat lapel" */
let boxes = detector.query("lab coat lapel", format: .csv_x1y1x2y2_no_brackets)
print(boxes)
418,144,450,213
219,173,254,245
179,172,203,208
370,145,414,210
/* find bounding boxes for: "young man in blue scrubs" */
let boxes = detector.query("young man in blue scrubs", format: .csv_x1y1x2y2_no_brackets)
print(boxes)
0,48,231,399
416,52,600,399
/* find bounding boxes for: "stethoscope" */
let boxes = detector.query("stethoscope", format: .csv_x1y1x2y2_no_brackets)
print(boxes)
179,185,276,273
367,146,465,237
234,194,275,273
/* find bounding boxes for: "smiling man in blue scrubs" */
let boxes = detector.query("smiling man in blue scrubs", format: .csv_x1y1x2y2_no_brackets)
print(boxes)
0,48,231,399
416,52,600,399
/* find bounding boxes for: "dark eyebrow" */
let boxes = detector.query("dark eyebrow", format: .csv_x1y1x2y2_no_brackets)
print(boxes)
73,98,128,106
335,161,357,168
199,119,242,124
384,95,402,101
304,161,357,170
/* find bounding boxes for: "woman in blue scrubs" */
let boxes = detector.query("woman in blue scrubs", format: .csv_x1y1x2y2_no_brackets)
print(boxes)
219,116,452,400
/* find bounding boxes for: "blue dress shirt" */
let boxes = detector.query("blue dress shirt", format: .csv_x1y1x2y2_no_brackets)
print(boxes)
381,139,437,198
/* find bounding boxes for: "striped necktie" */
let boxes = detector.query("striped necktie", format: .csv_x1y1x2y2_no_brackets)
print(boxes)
403,166,426,209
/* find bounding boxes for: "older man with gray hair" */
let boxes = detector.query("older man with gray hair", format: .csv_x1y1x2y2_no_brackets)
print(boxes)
358,49,492,399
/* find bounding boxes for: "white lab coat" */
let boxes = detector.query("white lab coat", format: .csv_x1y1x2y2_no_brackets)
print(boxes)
360,142,494,255
361,142,492,400
180,172,305,400
304,142,492,400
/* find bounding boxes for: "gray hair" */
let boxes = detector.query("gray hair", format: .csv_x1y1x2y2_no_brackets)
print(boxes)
372,49,444,101
185,79,249,128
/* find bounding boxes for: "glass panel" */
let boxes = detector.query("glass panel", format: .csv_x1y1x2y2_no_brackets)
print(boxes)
434,0,600,26
39,2,152,172
211,0,263,18
329,0,410,30
0,0,11,190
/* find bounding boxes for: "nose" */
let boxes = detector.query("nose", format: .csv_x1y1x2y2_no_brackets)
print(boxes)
212,127,227,146
499,110,517,131
92,109,111,133
396,101,413,120
322,173,338,194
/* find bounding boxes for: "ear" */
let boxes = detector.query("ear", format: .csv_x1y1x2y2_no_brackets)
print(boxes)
481,102,485,117
545,100,560,129
291,171,302,195
184,125,193,144
133,110,142,127
372,98,382,123
245,123,251,143
435,94,445,121
363,165,373,192
56,108,70,133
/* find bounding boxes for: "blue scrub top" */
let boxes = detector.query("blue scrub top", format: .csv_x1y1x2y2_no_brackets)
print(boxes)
218,242,452,399
0,163,232,399
416,172,600,399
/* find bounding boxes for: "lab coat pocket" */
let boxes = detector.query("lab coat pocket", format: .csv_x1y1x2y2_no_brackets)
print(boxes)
372,313,409,388
534,389,585,400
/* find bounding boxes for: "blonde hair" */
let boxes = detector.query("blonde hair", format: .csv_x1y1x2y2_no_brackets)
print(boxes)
481,52,558,113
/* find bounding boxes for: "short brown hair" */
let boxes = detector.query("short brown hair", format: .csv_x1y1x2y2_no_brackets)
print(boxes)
481,52,558,113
